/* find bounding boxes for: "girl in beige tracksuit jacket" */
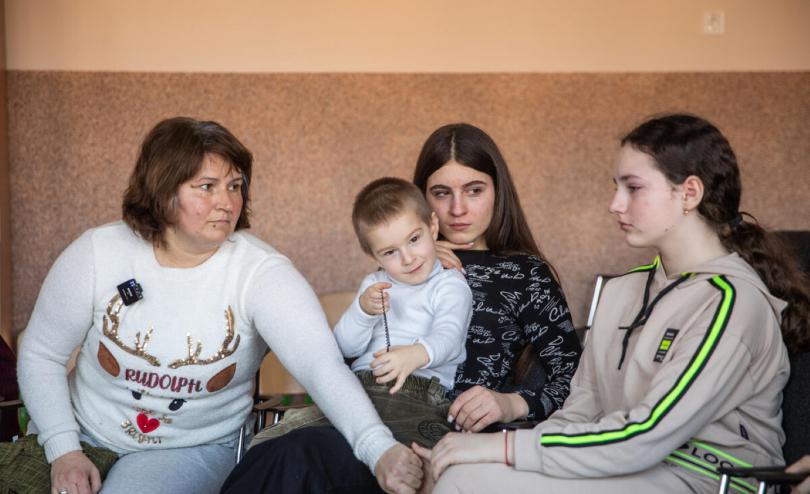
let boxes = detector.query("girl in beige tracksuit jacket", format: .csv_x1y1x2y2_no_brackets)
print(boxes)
418,114,810,494
512,254,789,493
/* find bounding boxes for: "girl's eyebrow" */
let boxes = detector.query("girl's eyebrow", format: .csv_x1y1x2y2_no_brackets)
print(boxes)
193,174,243,183
616,174,642,182
429,180,488,191
463,180,488,188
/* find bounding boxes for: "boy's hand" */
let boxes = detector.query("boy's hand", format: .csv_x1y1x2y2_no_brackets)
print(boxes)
372,344,429,394
359,282,392,315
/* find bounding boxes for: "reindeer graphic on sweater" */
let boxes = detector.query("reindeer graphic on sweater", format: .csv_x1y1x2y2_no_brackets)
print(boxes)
96,295,240,445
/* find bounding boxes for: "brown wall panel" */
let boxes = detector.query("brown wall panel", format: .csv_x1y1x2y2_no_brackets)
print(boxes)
8,72,810,335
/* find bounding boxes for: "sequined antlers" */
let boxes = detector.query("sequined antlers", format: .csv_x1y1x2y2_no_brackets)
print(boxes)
168,307,240,369
100,297,240,370
103,295,161,367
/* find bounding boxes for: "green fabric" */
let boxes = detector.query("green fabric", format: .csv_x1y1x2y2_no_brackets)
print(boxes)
0,435,118,494
251,371,452,450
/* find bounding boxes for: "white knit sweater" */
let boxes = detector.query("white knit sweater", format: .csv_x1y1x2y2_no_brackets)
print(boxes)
18,222,396,470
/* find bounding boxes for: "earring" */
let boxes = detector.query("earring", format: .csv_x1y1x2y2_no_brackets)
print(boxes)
683,209,690,216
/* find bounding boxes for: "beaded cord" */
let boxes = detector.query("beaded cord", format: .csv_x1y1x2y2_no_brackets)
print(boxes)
381,290,390,352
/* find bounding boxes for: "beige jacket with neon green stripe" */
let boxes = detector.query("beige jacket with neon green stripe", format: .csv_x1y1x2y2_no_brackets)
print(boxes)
514,253,789,490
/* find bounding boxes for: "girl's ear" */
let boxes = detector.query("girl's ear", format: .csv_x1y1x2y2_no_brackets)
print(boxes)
682,175,705,213
430,212,440,241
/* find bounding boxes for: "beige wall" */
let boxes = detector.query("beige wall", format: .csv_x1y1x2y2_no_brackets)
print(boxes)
6,0,810,72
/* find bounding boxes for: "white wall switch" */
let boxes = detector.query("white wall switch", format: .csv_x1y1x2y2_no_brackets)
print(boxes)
703,11,726,35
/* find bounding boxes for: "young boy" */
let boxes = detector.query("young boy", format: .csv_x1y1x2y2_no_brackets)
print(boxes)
251,177,472,448
335,176,472,396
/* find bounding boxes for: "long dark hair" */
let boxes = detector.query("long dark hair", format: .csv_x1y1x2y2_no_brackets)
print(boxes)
623,114,810,352
414,123,561,382
412,123,545,259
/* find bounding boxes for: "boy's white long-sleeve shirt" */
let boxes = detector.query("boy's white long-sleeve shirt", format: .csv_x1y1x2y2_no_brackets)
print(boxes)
17,222,397,471
333,261,472,389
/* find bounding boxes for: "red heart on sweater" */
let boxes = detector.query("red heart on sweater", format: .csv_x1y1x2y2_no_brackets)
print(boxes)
136,412,160,433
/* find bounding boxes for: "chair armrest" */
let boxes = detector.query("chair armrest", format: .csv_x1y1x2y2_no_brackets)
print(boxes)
717,466,809,485
252,393,314,430
0,399,23,408
254,394,313,413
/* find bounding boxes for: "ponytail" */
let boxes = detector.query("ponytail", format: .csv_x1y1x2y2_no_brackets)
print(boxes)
720,215,810,353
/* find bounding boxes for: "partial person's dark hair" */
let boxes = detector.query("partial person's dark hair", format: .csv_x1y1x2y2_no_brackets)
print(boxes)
412,123,547,261
352,177,433,255
122,117,253,246
623,113,810,352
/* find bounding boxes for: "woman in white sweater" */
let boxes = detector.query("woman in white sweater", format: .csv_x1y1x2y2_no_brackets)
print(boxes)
17,117,422,494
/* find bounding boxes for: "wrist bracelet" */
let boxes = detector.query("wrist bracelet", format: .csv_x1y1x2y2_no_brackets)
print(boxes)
503,429,512,467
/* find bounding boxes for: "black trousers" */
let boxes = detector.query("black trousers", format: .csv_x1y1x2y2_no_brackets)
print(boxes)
220,426,384,494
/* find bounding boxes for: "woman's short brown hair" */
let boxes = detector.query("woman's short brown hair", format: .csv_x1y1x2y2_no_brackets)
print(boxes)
122,117,253,245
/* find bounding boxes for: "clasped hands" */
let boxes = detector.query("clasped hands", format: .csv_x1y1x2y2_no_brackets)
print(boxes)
376,381,526,493
410,384,527,487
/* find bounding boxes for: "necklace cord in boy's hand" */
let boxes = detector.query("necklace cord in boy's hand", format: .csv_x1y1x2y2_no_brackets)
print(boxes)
381,289,390,352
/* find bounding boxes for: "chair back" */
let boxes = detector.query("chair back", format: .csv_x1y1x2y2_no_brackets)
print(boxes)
776,230,810,465
782,351,810,465
776,230,810,274
256,291,355,397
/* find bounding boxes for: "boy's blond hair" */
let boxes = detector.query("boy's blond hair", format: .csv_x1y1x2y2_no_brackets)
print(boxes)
352,177,433,255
